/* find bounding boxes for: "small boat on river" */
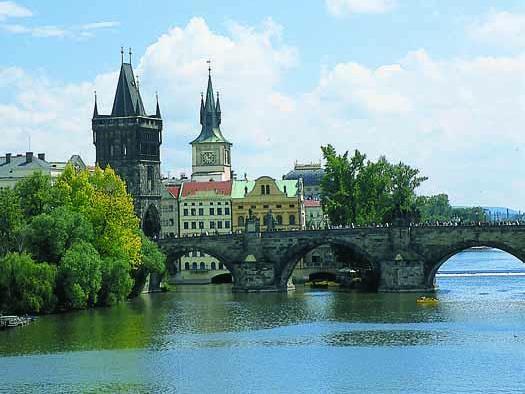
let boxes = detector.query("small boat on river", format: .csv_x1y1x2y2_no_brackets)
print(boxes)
0,315,33,329
416,296,439,305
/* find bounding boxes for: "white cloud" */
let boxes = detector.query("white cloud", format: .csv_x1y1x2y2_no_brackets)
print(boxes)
468,11,525,47
1,20,119,39
2,18,525,209
0,1,31,21
325,0,396,17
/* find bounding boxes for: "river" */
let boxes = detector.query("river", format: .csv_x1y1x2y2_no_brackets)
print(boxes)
1,248,525,393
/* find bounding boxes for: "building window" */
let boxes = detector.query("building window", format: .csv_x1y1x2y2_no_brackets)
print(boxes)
218,202,222,205
276,215,283,225
219,263,224,270
183,209,188,216
261,185,265,195
276,204,282,208
198,208,204,215
199,221,204,229
191,222,197,229
263,205,269,209
225,207,230,215
217,221,223,229
209,208,215,215
238,205,243,209
265,185,270,195
185,262,190,270
289,204,295,208
238,216,245,227
251,205,256,209
289,215,296,225
183,222,189,229
200,262,206,270
169,205,174,212
225,202,229,206
217,208,222,215
199,202,203,206
244,187,248,195
210,221,216,229
211,262,216,270
225,221,230,229
191,203,195,206
169,219,174,226
191,208,196,216
184,203,187,206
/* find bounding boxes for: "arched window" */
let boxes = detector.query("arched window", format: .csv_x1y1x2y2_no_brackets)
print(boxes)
219,263,224,270
261,185,265,194
238,216,245,227
265,185,270,195
185,262,190,270
289,214,296,225
191,262,197,271
276,215,283,225
200,262,206,270
211,262,216,270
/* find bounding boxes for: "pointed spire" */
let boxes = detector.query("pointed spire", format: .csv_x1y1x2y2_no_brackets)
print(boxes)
191,63,231,145
216,91,221,125
155,92,161,118
93,90,98,118
199,92,205,125
111,61,146,117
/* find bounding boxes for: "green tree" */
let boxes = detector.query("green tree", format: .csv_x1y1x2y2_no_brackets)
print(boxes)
98,257,134,306
320,145,366,225
0,188,25,256
24,206,94,264
57,241,102,309
355,157,392,224
383,162,428,224
0,253,56,314
14,172,54,219
416,194,454,222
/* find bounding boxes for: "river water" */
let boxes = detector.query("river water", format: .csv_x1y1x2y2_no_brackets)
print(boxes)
1,249,525,393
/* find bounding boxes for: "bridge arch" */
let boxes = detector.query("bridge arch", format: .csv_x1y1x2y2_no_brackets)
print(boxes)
162,242,235,278
426,240,525,288
279,238,380,290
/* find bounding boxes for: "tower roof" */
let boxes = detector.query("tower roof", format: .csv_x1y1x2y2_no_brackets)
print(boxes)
191,72,231,145
111,63,146,117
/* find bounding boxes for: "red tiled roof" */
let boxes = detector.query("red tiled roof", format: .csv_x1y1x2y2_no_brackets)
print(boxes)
180,180,232,198
167,186,180,199
304,199,321,208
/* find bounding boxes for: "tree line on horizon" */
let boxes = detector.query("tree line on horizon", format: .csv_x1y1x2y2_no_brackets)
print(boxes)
320,144,488,226
0,165,166,315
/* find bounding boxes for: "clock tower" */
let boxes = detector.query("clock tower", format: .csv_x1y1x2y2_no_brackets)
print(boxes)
191,68,232,182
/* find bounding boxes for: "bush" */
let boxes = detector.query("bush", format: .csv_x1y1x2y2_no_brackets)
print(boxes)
0,253,57,314
58,241,102,309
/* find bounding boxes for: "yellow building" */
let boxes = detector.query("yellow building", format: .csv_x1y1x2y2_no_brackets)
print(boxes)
177,180,233,283
231,176,305,232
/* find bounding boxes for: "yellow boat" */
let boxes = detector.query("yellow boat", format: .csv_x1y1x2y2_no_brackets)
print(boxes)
416,296,439,305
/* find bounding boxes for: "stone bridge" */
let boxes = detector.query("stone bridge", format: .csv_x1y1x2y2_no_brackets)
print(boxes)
158,225,525,293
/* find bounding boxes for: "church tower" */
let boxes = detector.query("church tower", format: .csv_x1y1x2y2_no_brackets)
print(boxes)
191,68,232,181
92,49,163,238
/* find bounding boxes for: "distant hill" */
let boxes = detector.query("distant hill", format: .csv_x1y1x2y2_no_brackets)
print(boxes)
453,206,522,220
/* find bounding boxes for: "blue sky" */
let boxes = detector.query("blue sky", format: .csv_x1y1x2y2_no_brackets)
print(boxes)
2,0,525,209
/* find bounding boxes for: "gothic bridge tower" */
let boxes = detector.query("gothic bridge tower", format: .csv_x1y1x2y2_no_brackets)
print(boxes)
92,50,162,238
191,67,232,181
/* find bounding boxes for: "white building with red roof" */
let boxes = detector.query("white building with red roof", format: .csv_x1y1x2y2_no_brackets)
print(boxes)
177,180,233,283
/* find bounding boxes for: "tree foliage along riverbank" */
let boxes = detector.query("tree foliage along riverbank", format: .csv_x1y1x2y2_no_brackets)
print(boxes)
320,145,488,226
0,165,166,314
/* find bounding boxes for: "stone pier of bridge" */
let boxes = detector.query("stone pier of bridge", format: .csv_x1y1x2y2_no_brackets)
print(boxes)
158,225,525,293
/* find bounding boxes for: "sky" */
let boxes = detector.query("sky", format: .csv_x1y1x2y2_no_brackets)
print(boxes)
1,0,525,209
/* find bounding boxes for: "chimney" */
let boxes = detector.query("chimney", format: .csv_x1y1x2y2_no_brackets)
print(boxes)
37,153,45,161
5,153,11,164
26,152,33,163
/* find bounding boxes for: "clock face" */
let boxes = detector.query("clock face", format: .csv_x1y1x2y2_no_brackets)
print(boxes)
201,151,216,165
